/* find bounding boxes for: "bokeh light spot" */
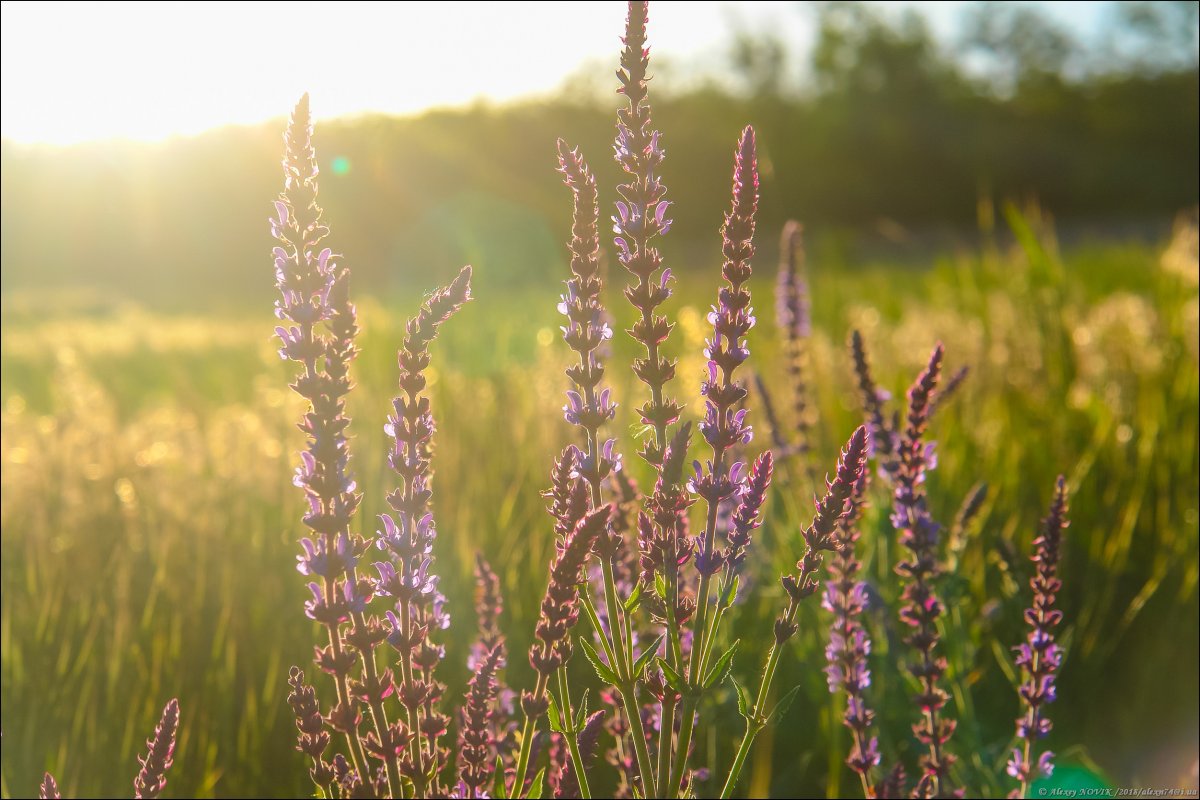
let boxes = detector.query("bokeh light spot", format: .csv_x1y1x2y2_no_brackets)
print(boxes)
331,156,351,175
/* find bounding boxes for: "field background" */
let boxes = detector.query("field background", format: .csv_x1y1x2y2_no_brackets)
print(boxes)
2,2,1198,798
3,214,1197,797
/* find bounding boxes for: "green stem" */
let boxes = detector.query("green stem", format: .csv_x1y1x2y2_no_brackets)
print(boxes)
580,589,618,670
557,667,593,799
656,687,677,798
658,560,684,792
720,600,796,799
671,450,726,797
720,717,763,800
511,674,549,797
618,680,657,798
601,558,630,675
582,587,656,795
665,562,684,668
668,695,697,797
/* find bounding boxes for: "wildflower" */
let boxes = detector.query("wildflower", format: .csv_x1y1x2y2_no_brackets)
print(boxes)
776,221,814,463
891,344,957,794
614,0,681,468
133,699,179,799
1008,477,1070,797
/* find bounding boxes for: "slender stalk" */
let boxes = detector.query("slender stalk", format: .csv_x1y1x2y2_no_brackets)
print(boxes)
656,683,676,797
667,695,697,797
511,674,549,795
557,668,593,799
671,449,725,796
719,611,789,799
723,427,869,798
618,680,657,798
581,585,657,795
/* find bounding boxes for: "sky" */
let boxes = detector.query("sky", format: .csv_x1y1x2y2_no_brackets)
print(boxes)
0,1,1113,146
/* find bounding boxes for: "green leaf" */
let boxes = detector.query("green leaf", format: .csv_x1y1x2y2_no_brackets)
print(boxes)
732,675,751,719
703,639,740,689
491,755,507,798
657,657,685,693
719,574,740,609
547,694,564,733
632,634,664,680
768,684,802,723
573,688,590,731
528,767,546,800
578,636,619,685
654,572,667,599
623,581,645,613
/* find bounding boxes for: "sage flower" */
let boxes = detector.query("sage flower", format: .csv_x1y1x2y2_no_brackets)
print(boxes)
133,698,179,799
892,344,956,795
458,644,505,798
823,470,880,793
1007,477,1070,798
614,0,680,469
776,221,814,463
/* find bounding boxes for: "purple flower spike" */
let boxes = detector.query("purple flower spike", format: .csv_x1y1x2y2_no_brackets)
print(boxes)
273,94,398,792
557,140,625,504
693,131,759,557
531,506,613,677
612,0,681,469
133,698,179,799
890,343,958,794
723,451,773,568
849,330,898,478
775,221,816,466
822,463,880,790
1010,477,1070,797
458,644,505,798
271,93,473,797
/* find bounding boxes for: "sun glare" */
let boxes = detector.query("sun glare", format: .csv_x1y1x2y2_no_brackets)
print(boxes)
0,1,1105,146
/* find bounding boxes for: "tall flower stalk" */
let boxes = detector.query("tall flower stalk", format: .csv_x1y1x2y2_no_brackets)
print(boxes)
459,644,504,798
556,135,657,796
378,264,472,796
512,503,613,795
614,0,680,470
272,94,391,791
1008,477,1070,798
670,124,760,798
721,427,869,798
274,93,474,798
776,220,815,479
892,344,956,796
824,469,880,797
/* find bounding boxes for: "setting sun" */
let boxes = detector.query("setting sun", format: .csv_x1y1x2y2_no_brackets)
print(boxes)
0,1,813,144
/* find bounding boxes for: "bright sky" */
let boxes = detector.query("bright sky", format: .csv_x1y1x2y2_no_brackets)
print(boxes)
0,1,1111,145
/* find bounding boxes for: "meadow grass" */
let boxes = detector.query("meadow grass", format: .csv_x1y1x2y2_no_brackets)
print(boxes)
1,219,1196,797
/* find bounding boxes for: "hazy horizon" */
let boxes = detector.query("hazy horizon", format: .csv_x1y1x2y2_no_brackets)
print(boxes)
0,0,1116,147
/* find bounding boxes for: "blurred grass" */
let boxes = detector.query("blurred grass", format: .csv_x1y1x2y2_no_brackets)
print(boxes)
1,213,1197,797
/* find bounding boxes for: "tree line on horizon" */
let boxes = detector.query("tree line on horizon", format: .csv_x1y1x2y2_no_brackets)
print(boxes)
1,1,1196,305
